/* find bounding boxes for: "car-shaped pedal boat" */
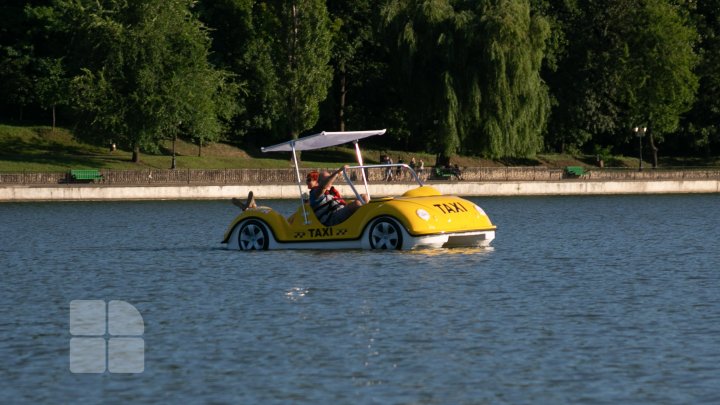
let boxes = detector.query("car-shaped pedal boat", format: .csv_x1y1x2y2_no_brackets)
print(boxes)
222,130,496,250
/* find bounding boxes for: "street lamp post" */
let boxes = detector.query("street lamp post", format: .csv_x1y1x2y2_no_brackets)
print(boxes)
634,126,646,171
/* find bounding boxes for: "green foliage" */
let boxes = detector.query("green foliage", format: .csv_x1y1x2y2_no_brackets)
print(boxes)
0,45,34,113
542,0,698,154
383,0,465,157
258,0,333,140
625,0,698,138
32,57,68,118
679,0,720,154
325,0,386,132
1,0,719,161
384,0,550,159
593,144,612,161
196,0,261,138
45,0,238,160
477,0,551,158
0,2,38,117
543,0,631,150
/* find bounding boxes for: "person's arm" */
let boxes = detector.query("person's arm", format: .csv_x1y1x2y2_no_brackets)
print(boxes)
320,165,348,193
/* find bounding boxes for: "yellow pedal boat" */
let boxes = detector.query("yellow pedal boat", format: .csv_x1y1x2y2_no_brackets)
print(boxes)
222,130,496,250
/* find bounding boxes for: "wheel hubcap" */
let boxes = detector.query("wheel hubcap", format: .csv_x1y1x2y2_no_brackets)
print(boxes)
372,222,399,249
240,224,265,250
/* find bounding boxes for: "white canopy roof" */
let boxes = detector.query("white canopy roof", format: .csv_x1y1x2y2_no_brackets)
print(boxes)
261,129,386,152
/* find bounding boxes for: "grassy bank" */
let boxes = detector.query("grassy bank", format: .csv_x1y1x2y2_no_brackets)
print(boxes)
2,123,717,172
0,124,440,171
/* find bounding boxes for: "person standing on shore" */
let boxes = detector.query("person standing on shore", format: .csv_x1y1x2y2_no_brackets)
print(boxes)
384,156,394,181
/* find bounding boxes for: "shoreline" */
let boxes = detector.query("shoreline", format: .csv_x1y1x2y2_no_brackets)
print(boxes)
1,179,718,202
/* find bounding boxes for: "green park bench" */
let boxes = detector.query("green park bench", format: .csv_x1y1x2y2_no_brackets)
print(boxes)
432,166,463,180
70,169,103,182
564,166,587,177
432,167,453,180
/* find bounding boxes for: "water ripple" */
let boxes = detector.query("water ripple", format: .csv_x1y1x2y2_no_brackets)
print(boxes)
1,196,719,403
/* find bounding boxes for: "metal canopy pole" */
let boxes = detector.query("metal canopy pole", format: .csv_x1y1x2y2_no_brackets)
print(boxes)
290,142,309,224
354,140,370,203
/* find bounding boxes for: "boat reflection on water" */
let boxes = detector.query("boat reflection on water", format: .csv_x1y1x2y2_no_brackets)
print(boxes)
402,246,495,257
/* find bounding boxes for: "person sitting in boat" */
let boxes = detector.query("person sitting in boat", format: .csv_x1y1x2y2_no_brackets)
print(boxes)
306,166,368,226
232,191,257,211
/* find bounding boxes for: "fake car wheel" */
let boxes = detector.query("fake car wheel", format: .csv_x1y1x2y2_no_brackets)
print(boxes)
238,220,269,250
369,218,403,250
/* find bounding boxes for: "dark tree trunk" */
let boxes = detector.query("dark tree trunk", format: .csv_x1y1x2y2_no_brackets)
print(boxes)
171,134,177,169
436,153,451,167
339,64,346,132
132,145,141,163
51,105,56,133
649,131,659,168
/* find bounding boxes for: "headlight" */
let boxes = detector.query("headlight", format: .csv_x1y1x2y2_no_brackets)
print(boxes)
416,208,431,221
474,204,487,216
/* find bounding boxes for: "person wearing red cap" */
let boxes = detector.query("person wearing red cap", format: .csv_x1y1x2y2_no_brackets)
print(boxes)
306,165,368,226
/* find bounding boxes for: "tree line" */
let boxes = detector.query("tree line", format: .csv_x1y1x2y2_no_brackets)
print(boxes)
1,0,718,164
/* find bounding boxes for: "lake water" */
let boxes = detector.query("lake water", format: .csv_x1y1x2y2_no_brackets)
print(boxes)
1,194,719,404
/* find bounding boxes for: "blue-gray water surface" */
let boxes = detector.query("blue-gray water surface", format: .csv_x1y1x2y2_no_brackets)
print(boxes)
1,195,719,404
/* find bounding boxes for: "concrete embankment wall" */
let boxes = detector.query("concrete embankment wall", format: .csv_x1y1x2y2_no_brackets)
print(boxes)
1,180,718,202
4,167,720,186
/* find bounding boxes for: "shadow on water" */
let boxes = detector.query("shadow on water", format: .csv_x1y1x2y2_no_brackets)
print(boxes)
402,246,495,257
218,246,494,257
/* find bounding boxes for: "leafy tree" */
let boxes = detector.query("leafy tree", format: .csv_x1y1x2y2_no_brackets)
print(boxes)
319,0,408,151
542,0,697,162
47,0,237,163
0,46,33,121
327,0,375,131
32,57,67,131
197,0,265,143
681,0,720,156
2,1,78,126
258,0,333,140
541,0,635,152
181,67,239,157
531,0,588,152
625,0,698,167
384,0,550,160
476,0,551,158
383,0,466,160
0,1,36,121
